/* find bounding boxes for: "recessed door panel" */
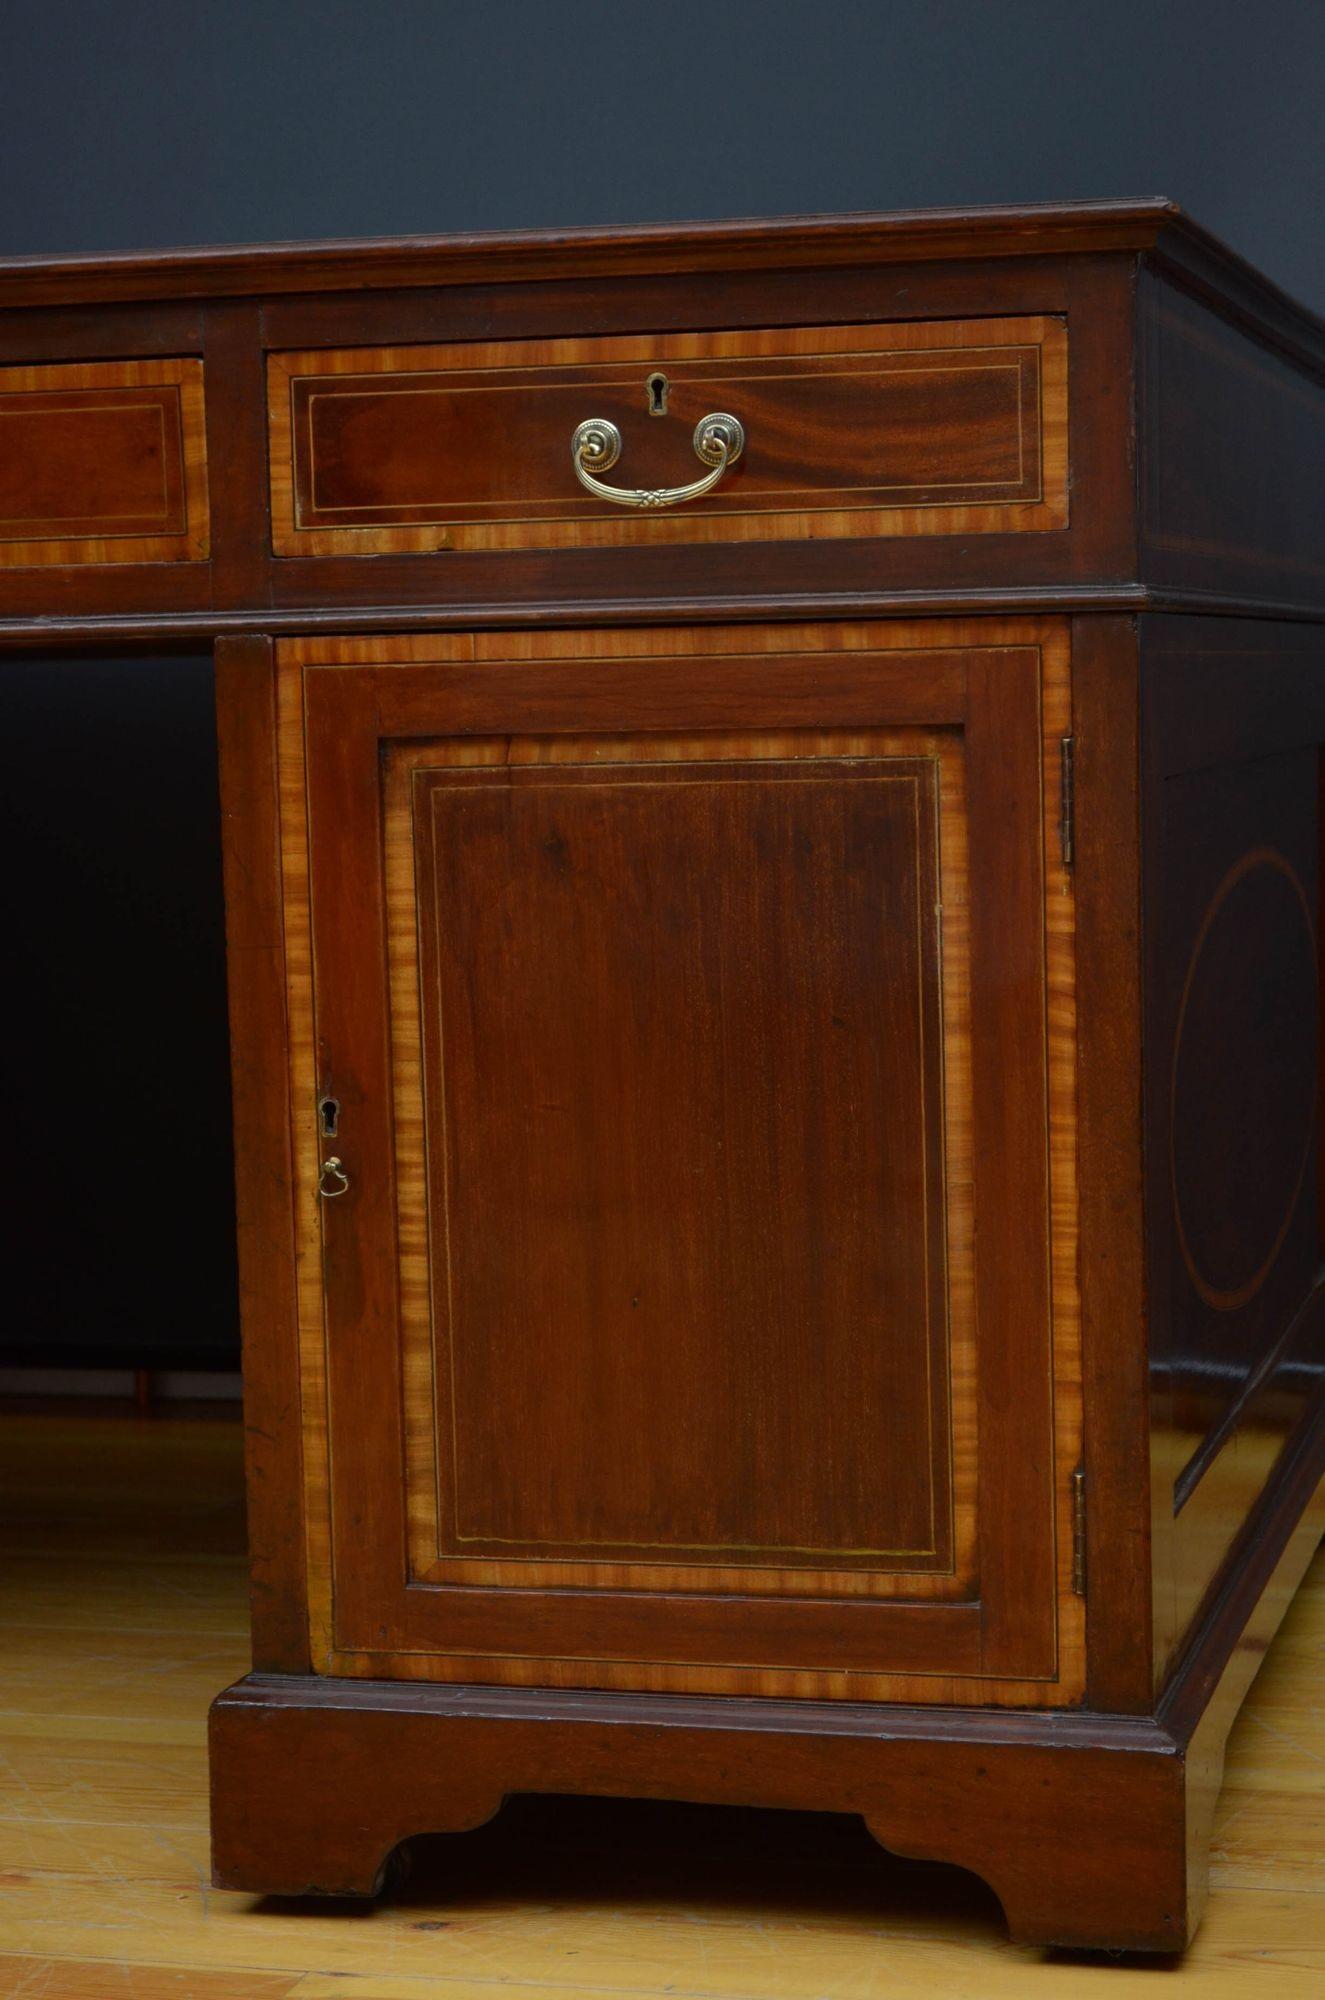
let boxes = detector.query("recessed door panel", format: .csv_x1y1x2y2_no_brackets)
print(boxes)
407,745,953,1581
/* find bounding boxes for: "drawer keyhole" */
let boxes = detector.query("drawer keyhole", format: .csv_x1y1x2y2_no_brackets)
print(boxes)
646,371,670,416
319,1095,340,1139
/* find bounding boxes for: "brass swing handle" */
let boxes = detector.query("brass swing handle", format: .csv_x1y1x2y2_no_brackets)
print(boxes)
571,413,744,509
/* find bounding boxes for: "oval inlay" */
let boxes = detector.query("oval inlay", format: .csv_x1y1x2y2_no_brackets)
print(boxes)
1171,847,1317,1313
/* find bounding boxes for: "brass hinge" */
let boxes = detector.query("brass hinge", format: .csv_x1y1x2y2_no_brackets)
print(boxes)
1070,1466,1087,1596
1059,736,1076,870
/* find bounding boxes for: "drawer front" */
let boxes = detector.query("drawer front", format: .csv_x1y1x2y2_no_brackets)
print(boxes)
269,316,1067,556
0,358,208,565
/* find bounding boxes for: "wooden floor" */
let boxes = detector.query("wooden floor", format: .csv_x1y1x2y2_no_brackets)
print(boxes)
0,1414,1321,1998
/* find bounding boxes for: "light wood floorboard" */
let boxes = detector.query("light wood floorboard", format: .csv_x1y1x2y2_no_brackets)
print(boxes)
0,1413,1321,1998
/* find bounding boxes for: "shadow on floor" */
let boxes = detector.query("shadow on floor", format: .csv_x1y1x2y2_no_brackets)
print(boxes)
253,1792,1184,1971
256,1792,1005,1934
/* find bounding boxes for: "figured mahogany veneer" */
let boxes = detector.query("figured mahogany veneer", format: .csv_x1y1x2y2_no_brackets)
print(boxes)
268,316,1067,555
275,619,1081,1705
0,357,208,565
2,201,1323,1954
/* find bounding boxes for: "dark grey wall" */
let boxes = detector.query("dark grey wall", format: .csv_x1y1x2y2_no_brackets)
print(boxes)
0,654,238,1371
2,5,1321,1371
1,0,1324,313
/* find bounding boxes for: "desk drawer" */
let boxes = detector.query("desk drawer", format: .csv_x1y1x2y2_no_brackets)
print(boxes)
0,358,208,566
268,316,1067,556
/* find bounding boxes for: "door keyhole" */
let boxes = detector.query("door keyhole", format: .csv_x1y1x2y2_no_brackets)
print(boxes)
319,1096,340,1139
646,371,670,416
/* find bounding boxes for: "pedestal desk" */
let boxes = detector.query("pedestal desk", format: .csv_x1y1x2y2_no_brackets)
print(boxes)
3,201,1323,1952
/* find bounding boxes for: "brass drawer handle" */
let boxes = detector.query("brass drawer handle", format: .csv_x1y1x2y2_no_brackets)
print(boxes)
571,412,744,508
317,1155,350,1199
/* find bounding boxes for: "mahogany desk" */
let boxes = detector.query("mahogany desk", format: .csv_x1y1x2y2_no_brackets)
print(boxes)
2,200,1322,1951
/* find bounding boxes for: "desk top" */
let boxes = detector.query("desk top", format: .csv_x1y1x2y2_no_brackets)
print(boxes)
0,199,1315,345
0,199,1320,646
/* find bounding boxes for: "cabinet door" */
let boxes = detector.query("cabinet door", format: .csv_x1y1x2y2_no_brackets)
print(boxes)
283,620,1081,1703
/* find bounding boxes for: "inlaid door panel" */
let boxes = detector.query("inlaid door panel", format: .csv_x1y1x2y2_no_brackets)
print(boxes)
404,740,956,1586
281,620,1082,1703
